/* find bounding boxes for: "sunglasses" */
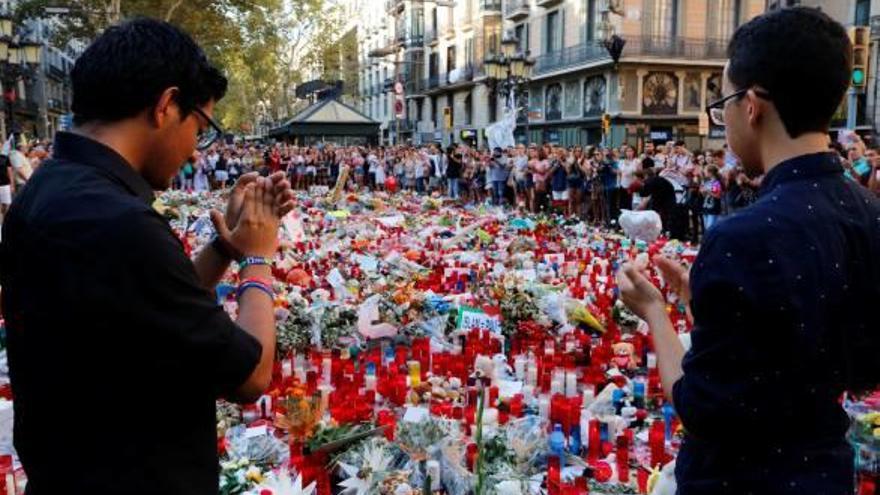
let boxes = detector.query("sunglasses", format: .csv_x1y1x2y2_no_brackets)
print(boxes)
193,107,224,151
706,88,772,127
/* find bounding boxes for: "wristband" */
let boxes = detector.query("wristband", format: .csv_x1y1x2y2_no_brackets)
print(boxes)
236,279,274,301
238,256,272,270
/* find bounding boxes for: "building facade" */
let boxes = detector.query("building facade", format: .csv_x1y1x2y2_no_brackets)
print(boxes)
791,0,880,143
356,0,768,149
510,0,764,150
0,0,78,140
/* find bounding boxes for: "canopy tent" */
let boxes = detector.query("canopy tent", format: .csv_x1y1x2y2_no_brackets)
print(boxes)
268,98,380,146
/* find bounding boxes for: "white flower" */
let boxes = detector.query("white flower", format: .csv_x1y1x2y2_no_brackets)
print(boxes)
254,469,316,495
338,442,394,495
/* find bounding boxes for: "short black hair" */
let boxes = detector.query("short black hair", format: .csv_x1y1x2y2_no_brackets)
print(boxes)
71,17,227,126
727,7,850,138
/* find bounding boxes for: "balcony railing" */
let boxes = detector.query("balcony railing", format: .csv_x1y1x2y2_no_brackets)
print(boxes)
624,36,728,60
533,36,729,76
534,42,609,75
504,0,529,19
396,119,416,132
481,0,502,12
426,27,438,44
406,77,426,95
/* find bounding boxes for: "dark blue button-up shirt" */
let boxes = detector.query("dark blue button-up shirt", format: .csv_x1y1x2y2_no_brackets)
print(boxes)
673,152,880,495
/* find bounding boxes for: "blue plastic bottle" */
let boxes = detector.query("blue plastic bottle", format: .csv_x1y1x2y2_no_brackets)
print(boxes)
549,423,566,459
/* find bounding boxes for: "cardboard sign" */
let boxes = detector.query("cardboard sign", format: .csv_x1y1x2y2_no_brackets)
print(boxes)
456,306,502,334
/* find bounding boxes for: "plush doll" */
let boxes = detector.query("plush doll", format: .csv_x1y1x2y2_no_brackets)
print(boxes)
611,342,637,370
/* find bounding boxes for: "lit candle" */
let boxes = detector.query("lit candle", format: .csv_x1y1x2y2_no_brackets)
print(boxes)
408,360,421,388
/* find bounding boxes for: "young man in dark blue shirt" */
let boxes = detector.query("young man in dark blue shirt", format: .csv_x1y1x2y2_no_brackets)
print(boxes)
618,7,880,495
1,19,293,494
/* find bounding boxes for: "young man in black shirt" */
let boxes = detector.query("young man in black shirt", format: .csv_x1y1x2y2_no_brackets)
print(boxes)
636,167,676,234
0,19,293,494
618,7,880,495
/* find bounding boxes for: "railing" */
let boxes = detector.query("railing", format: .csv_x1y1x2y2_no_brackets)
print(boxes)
405,78,426,95
504,0,529,17
396,119,416,132
47,64,66,80
481,0,502,11
533,36,730,76
426,27,438,43
534,41,609,75
624,36,728,60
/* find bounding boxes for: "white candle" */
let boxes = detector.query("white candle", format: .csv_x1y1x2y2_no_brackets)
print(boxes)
364,374,377,391
426,460,441,490
647,352,657,370
322,356,332,385
527,365,538,388
538,397,550,419
565,371,578,398
551,379,564,396
514,355,526,380
281,360,292,378
482,407,499,427
582,385,596,407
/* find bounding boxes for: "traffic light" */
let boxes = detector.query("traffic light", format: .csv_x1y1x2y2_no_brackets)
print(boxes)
601,113,611,135
849,26,870,89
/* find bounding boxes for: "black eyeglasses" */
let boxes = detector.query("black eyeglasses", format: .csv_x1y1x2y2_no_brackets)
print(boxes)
706,88,772,127
193,107,224,151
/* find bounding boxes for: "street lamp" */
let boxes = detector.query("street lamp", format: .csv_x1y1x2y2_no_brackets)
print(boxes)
481,32,535,144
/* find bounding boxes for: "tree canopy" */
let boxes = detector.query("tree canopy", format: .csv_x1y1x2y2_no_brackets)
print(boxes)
14,0,346,133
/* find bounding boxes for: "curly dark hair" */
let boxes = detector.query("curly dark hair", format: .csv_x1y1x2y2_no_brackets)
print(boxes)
727,7,851,138
71,17,228,126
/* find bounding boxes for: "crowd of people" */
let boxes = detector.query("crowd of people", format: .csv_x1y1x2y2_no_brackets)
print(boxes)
175,139,777,242
3,132,879,246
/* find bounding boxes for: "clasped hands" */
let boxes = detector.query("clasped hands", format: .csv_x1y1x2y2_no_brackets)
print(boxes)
210,172,295,259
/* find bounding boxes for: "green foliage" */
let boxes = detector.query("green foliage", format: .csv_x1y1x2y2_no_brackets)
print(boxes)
14,0,348,133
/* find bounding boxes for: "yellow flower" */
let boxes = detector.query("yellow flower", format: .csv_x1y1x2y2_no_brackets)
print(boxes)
873,427,880,440
245,466,264,483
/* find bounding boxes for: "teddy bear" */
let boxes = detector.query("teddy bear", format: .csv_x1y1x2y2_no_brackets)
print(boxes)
611,342,637,371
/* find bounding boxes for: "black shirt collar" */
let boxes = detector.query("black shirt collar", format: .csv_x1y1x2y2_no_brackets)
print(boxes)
53,131,154,205
759,152,843,197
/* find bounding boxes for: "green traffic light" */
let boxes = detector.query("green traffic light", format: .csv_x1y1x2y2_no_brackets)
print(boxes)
853,68,865,85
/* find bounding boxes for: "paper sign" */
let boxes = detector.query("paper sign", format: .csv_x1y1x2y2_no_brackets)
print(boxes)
354,254,379,272
282,213,305,242
402,406,430,423
497,380,523,399
244,425,268,439
457,306,502,334
544,253,565,265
